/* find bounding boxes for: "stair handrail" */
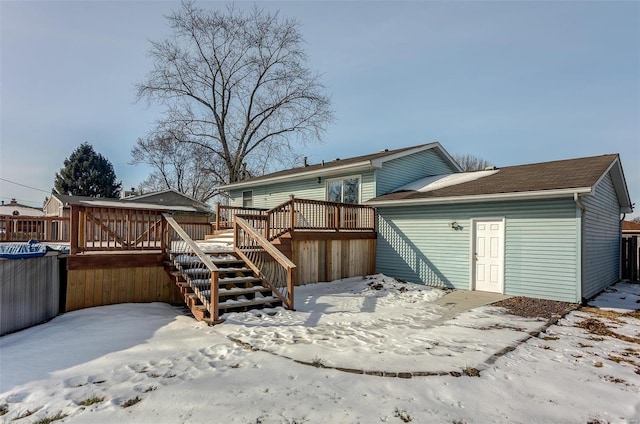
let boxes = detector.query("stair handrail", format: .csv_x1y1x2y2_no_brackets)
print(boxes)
233,216,296,310
163,213,221,322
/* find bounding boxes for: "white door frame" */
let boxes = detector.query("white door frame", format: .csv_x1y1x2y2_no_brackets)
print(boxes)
469,217,506,293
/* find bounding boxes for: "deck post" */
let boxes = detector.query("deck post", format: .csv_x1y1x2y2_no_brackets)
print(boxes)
70,206,79,255
334,204,340,231
289,195,295,233
287,267,295,310
215,203,221,231
211,270,219,322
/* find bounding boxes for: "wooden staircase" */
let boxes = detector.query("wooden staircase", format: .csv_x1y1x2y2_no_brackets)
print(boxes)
168,249,283,322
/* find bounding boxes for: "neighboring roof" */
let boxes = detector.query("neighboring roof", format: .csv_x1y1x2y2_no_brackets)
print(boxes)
125,189,211,213
623,220,640,232
50,193,104,205
72,199,200,213
219,142,462,190
48,192,210,214
368,154,633,213
0,203,45,216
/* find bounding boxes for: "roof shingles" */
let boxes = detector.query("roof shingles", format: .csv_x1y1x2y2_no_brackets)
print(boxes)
370,154,618,202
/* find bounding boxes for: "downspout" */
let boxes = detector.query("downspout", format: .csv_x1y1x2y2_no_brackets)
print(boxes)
574,193,586,303
620,213,626,281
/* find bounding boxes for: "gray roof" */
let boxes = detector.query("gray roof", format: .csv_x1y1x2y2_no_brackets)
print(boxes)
51,192,210,214
219,142,461,190
368,154,632,212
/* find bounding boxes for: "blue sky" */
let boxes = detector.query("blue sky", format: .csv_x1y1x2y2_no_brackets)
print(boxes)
1,1,638,216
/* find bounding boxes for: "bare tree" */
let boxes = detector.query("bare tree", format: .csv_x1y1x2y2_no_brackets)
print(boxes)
453,154,493,171
136,1,333,184
130,133,223,203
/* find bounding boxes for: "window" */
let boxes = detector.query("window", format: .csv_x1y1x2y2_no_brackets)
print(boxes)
326,176,360,204
242,190,253,208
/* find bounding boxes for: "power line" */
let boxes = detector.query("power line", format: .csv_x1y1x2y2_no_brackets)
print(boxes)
0,196,43,208
0,177,50,194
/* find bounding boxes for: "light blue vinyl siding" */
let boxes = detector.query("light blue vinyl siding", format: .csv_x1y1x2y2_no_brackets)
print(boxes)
229,170,376,208
376,149,458,196
582,173,621,299
376,198,581,302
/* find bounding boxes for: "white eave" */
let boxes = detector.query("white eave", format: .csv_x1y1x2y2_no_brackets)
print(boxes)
366,187,595,207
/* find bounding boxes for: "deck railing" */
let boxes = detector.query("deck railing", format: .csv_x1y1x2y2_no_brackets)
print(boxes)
163,213,220,322
1,215,70,242
70,205,166,254
218,197,376,241
234,216,296,309
215,204,267,231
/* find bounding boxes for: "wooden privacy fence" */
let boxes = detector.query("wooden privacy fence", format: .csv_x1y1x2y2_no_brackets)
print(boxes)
1,215,70,242
622,236,639,281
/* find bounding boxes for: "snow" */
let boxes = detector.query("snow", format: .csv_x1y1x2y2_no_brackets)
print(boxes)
1,276,639,423
394,169,499,193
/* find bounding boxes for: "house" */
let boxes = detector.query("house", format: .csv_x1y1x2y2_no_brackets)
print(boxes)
622,220,640,237
0,198,44,217
219,143,462,208
220,143,633,303
0,198,45,238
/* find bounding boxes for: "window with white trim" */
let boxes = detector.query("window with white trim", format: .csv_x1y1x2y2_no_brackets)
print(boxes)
326,176,360,204
242,190,253,208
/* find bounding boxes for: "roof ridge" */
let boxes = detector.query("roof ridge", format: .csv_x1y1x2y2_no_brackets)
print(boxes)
499,153,618,170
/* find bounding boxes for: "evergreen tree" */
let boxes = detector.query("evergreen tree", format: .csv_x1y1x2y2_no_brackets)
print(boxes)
54,143,122,198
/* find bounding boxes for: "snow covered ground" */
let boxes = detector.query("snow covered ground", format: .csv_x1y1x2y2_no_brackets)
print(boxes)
1,276,638,423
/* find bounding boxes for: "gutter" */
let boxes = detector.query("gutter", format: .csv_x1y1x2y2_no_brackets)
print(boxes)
367,187,593,207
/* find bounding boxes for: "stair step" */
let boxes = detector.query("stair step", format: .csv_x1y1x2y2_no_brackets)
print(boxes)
217,267,253,274
218,296,282,312
191,276,262,288
190,304,209,321
219,286,272,296
210,256,243,264
219,276,262,285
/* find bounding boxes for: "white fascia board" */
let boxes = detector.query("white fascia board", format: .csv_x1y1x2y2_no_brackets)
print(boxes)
366,187,594,207
369,142,463,172
370,143,437,168
599,158,633,213
218,162,374,190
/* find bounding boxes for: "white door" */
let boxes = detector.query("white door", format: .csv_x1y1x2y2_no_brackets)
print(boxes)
473,219,504,293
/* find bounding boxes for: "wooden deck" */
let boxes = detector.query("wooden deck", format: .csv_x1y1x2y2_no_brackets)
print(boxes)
2,198,377,322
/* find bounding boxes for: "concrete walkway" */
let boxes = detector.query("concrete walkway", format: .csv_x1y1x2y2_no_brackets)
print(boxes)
432,290,511,325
